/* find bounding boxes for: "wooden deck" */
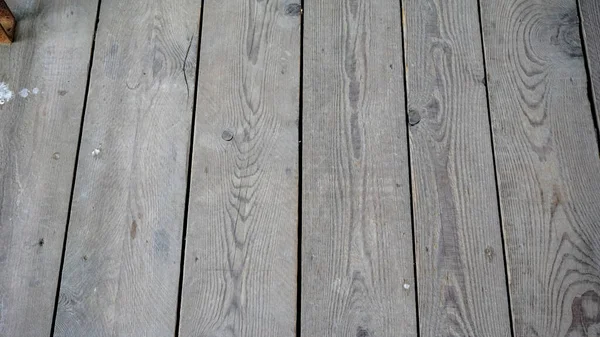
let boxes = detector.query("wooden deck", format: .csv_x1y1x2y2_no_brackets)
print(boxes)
1,0,599,336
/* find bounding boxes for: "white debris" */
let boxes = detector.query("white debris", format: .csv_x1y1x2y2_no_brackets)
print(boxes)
0,82,13,105
32,88,39,95
403,283,411,290
91,148,101,156
19,89,29,98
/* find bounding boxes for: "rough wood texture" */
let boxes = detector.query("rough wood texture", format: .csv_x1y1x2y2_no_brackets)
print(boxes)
301,0,418,336
579,0,600,131
403,0,512,336
53,0,200,335
0,0,98,335
178,0,300,336
480,0,600,336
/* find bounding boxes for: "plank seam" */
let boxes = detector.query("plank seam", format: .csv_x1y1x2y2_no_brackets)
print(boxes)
398,0,421,335
297,0,304,335
174,2,205,336
49,0,104,335
575,0,600,154
475,1,516,336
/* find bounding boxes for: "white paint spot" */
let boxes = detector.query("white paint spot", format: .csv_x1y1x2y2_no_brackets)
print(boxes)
91,148,101,157
19,88,29,98
0,82,13,105
331,277,345,295
32,88,39,95
403,283,411,290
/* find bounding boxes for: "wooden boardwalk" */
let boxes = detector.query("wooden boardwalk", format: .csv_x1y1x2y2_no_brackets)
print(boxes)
0,0,599,336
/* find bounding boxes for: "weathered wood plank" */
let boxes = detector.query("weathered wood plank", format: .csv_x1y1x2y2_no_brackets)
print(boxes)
53,0,200,336
480,0,600,336
579,0,600,131
403,0,512,336
0,0,98,335
178,0,300,336
301,0,417,336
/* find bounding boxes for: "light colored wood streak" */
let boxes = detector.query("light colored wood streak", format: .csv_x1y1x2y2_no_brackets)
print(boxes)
403,0,512,336
0,0,98,336
178,0,300,336
480,0,600,336
579,0,600,134
301,0,417,336
53,0,200,336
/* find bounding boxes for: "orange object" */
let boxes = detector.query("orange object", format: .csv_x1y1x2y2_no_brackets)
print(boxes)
0,0,15,44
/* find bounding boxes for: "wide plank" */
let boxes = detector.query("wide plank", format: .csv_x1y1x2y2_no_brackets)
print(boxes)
480,0,600,336
178,0,300,336
53,0,201,336
403,0,512,336
301,0,418,336
579,0,600,131
0,0,98,336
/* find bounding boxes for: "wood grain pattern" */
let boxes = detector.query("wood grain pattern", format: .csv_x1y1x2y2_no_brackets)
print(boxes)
178,0,300,336
579,0,600,132
301,0,417,336
0,1,98,336
53,0,200,336
480,0,600,336
403,0,512,336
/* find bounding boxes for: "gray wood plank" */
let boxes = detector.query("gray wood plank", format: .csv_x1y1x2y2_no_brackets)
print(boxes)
178,0,300,336
0,0,98,336
403,0,512,336
53,0,200,335
579,0,600,131
480,0,600,336
301,0,417,336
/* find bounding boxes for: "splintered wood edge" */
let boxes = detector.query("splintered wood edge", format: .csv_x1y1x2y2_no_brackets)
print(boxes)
0,0,15,44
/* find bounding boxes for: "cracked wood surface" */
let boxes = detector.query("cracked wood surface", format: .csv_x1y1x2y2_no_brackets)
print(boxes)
53,0,201,336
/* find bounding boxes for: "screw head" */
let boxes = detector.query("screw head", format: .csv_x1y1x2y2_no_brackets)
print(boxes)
408,109,421,126
221,130,234,141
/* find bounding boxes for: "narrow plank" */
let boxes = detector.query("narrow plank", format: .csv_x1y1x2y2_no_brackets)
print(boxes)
53,0,200,335
403,0,512,335
480,0,600,336
579,0,600,130
178,0,300,336
0,0,98,335
301,0,418,336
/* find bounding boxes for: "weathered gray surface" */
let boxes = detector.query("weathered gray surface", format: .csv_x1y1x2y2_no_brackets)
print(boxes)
579,0,600,130
53,0,200,336
4,0,600,336
0,0,98,336
301,0,418,336
480,0,600,336
403,0,512,336
178,0,300,336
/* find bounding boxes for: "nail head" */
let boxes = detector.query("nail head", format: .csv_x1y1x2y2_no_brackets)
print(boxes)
408,109,421,126
222,130,234,141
